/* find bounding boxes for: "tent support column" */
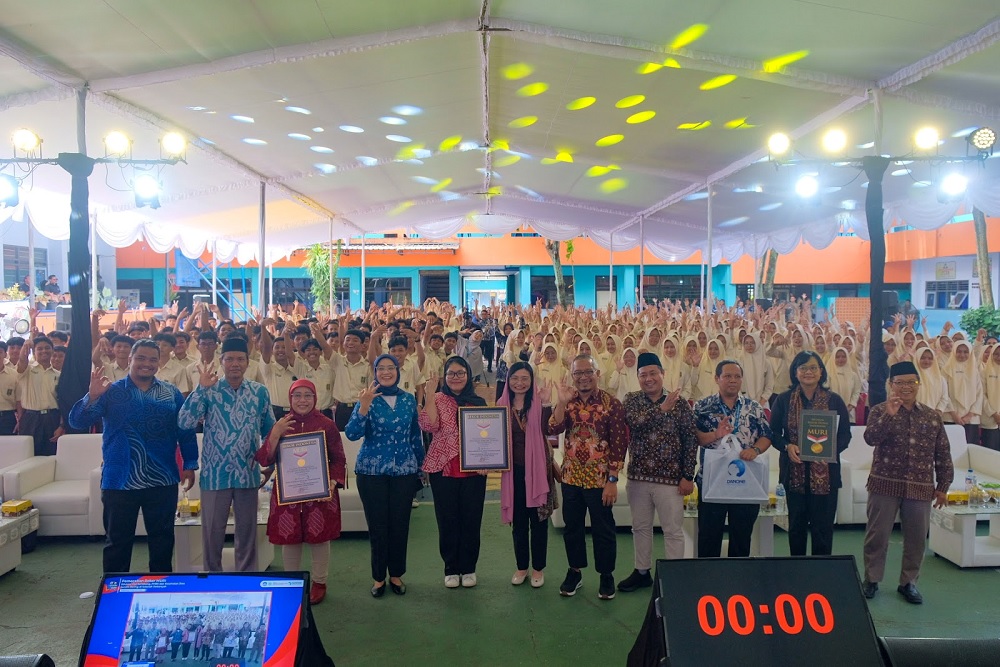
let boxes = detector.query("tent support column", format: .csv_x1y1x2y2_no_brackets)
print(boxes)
257,181,266,314
638,217,645,309
90,215,98,309
329,219,335,314
361,234,366,309
608,232,614,308
706,184,714,309
211,241,218,307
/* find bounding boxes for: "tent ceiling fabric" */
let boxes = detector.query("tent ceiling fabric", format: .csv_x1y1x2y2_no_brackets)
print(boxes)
0,1,999,265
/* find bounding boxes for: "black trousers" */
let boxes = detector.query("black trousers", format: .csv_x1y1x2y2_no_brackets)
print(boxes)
512,465,548,571
481,339,495,370
561,483,616,574
786,491,838,556
102,485,178,573
356,473,419,581
0,410,16,436
19,409,60,456
335,402,356,432
429,472,487,575
697,483,760,558
982,428,1000,452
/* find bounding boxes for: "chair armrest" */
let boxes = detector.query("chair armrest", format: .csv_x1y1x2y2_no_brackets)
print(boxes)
836,459,856,524
89,467,105,536
2,457,57,498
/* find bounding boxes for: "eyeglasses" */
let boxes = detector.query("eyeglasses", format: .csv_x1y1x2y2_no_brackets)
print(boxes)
375,365,397,372
290,392,315,400
797,364,821,373
445,370,468,379
571,369,596,377
891,380,919,386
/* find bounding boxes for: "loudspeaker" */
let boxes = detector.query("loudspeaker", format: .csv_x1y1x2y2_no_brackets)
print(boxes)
878,637,1000,666
55,305,72,333
0,655,55,667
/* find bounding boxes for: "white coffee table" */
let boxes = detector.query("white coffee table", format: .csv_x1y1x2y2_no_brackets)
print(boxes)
0,509,39,576
929,503,1000,568
174,507,274,572
681,506,786,558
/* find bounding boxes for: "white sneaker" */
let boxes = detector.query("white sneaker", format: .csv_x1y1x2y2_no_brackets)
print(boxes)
511,570,528,586
444,575,460,588
411,499,420,508
530,571,545,588
461,572,478,588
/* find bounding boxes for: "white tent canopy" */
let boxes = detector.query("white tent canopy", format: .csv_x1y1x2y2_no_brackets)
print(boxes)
1,1,999,265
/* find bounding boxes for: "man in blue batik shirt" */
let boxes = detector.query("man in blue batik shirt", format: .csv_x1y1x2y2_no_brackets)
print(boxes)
179,334,275,571
70,339,198,573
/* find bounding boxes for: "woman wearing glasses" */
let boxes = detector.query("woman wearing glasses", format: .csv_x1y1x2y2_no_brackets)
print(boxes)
768,351,852,556
419,356,489,588
345,354,425,598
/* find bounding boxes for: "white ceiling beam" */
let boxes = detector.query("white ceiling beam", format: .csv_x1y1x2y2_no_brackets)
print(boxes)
0,85,74,112
883,88,1000,122
479,0,494,215
89,19,480,92
878,18,1000,92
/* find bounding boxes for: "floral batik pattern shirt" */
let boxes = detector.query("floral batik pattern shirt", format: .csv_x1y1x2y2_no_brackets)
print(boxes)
549,389,628,489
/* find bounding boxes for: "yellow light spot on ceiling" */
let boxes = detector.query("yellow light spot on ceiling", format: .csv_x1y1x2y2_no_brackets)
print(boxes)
556,151,574,163
508,116,538,129
566,96,596,110
663,58,681,69
586,164,622,177
670,24,708,50
541,157,558,165
517,82,549,97
762,50,810,73
595,134,624,147
600,178,628,193
627,110,656,124
494,154,521,167
486,186,503,197
677,121,711,130
637,62,662,75
724,117,755,129
489,139,510,152
439,135,462,151
395,144,423,160
616,95,645,109
699,74,737,90
430,177,453,193
502,62,535,80
389,201,414,216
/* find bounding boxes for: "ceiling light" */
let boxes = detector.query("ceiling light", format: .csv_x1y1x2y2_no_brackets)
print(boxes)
392,105,423,116
314,163,336,174
821,129,847,154
0,174,19,207
386,135,412,143
160,132,186,157
133,174,161,209
795,175,819,198
767,132,791,156
285,106,311,115
938,173,968,202
968,127,996,154
242,138,267,145
288,133,310,140
339,125,364,133
231,115,254,123
759,202,782,211
104,131,131,156
914,127,939,150
11,128,40,153
310,146,333,153
379,116,406,125
356,156,379,166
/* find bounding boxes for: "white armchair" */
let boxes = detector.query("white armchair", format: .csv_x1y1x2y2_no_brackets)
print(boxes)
0,436,34,500
2,434,104,536
340,436,368,532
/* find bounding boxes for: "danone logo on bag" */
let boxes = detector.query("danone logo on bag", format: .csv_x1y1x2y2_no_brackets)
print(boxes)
726,459,747,484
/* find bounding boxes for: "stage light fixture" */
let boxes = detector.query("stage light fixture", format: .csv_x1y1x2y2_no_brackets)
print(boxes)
0,174,19,207
821,129,847,154
968,127,996,155
160,132,186,157
104,131,131,156
767,132,791,156
12,128,40,153
133,174,161,209
795,175,819,198
914,127,939,151
937,173,968,203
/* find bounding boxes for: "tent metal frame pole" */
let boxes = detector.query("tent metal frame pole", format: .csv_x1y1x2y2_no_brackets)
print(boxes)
211,241,218,307
608,232,614,308
360,235,366,309
328,219,335,315
27,222,34,307
753,235,761,303
706,183,714,310
638,217,645,310
257,181,266,314
268,262,273,310
90,214,98,309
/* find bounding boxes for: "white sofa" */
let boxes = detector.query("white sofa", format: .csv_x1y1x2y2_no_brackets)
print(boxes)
837,424,999,524
2,434,104,536
0,436,35,501
340,436,368,532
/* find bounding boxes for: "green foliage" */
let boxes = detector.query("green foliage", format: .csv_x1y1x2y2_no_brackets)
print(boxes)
302,240,343,315
960,306,1000,338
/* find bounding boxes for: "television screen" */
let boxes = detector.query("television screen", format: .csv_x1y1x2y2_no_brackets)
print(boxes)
79,572,308,667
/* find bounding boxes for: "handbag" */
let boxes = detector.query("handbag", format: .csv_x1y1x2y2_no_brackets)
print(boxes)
701,435,769,504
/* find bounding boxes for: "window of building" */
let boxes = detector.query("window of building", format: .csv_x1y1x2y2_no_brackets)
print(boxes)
925,280,969,309
3,245,47,291
530,274,573,308
365,277,411,306
638,274,701,304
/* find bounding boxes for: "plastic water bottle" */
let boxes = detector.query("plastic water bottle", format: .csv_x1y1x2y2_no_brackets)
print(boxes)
965,469,977,492
775,483,787,514
178,493,191,519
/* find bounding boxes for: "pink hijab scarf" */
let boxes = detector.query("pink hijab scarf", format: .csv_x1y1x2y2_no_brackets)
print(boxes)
497,378,550,524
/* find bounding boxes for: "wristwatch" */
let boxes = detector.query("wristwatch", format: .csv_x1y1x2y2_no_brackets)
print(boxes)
751,446,762,455
607,475,619,483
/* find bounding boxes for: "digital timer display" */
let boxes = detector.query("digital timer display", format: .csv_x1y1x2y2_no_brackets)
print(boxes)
655,556,883,667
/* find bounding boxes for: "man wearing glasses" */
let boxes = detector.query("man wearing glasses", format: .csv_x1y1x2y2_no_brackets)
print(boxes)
861,361,953,605
549,355,628,600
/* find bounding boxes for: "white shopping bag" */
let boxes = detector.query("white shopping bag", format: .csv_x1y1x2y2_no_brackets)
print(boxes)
701,435,769,504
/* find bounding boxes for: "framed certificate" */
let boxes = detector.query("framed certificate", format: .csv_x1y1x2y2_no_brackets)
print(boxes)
275,431,333,506
799,410,839,463
458,406,511,472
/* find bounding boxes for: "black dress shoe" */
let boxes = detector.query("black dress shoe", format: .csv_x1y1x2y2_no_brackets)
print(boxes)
371,582,386,598
862,580,879,599
897,583,923,604
390,581,407,595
